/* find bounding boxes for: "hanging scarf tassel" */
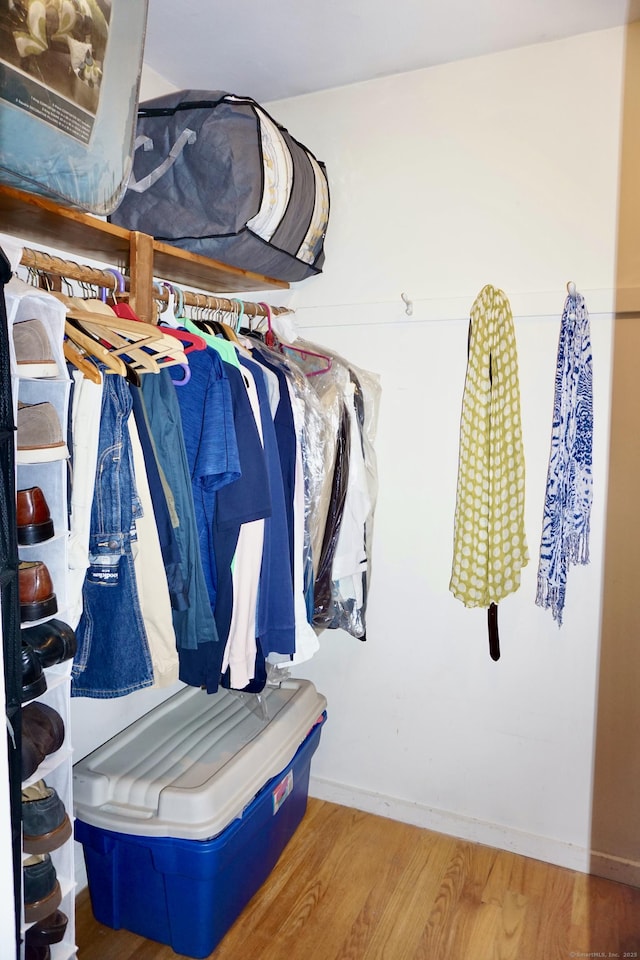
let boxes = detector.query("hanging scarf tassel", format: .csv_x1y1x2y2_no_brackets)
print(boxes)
536,291,593,626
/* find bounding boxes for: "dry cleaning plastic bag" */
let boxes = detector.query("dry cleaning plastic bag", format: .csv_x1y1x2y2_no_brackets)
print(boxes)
110,90,330,282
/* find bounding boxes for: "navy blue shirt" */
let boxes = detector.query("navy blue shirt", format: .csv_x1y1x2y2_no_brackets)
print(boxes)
240,356,295,658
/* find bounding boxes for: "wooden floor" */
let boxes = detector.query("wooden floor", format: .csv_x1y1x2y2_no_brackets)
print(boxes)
75,798,640,960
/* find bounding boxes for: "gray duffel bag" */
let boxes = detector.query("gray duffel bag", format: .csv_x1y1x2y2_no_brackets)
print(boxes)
110,90,330,282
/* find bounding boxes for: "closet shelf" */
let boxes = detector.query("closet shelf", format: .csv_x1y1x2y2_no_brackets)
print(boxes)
153,239,289,294
0,184,289,295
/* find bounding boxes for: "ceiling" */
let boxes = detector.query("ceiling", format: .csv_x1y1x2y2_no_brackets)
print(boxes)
143,0,636,104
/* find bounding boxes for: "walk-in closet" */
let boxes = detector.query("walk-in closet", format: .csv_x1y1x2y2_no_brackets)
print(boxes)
1,2,640,958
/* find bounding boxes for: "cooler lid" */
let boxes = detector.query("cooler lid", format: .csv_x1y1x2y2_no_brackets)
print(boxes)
73,678,326,840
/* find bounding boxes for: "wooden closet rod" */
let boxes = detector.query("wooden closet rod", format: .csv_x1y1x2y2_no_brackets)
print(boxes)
20,247,119,292
153,286,291,320
19,246,291,321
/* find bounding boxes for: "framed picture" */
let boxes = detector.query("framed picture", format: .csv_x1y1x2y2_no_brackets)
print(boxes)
0,0,148,214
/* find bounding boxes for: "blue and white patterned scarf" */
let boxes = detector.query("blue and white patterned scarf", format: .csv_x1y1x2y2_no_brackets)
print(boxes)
535,292,593,625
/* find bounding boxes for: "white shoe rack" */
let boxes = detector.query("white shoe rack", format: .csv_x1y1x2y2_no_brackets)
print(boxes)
8,281,77,960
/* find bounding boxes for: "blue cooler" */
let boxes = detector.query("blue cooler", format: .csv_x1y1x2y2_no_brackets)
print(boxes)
73,679,327,958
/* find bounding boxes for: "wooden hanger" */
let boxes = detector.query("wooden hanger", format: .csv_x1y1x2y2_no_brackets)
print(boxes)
53,291,177,375
63,338,102,384
52,291,168,347
65,319,128,377
81,320,161,373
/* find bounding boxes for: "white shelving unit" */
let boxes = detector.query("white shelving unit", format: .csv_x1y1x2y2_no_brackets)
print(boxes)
8,282,76,960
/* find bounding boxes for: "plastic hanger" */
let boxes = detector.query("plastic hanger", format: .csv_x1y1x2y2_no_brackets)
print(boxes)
231,298,245,334
161,325,207,353
252,298,332,376
258,301,276,348
281,342,333,376
157,282,207,353
170,362,191,387
158,282,180,327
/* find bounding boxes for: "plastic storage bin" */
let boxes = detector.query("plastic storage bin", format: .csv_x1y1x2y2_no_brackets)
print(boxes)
73,678,326,958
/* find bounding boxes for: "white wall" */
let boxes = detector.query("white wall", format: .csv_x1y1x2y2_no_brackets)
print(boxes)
263,28,624,870
139,63,178,101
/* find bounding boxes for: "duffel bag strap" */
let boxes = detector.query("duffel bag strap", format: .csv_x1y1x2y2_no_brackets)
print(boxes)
127,129,197,194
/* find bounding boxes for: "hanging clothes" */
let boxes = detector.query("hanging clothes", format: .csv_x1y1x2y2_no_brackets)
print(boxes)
449,284,528,659
220,359,267,690
240,354,295,660
72,370,154,698
66,369,103,631
249,344,320,664
139,369,221,655
62,292,381,693
536,290,593,625
128,414,180,688
279,338,380,641
130,384,188,614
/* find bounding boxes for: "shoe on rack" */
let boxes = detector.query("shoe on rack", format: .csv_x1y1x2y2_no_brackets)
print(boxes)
25,944,51,960
22,619,77,669
25,908,68,947
21,639,47,703
16,401,68,464
21,702,65,781
19,561,58,623
17,487,55,546
23,853,62,925
22,780,72,855
13,318,59,379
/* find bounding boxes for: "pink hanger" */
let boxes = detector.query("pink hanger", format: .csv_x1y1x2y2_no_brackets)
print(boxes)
257,301,276,348
281,343,332,376
161,326,208,354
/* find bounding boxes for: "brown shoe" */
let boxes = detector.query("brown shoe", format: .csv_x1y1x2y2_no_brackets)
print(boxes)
13,318,59,379
21,702,65,780
17,487,55,546
22,780,72,855
19,561,58,623
23,853,62,925
17,402,68,464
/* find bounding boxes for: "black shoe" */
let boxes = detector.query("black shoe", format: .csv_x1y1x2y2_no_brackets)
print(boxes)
22,619,77,669
25,908,68,947
21,640,47,703
25,944,51,960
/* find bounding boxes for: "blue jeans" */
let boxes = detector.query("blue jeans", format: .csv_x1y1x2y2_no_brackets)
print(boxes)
72,373,154,698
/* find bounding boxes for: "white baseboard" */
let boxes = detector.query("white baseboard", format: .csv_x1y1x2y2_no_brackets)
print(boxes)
308,776,595,874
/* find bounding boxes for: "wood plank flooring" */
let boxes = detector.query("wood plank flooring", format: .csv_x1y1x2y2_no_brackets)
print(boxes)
75,798,640,960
